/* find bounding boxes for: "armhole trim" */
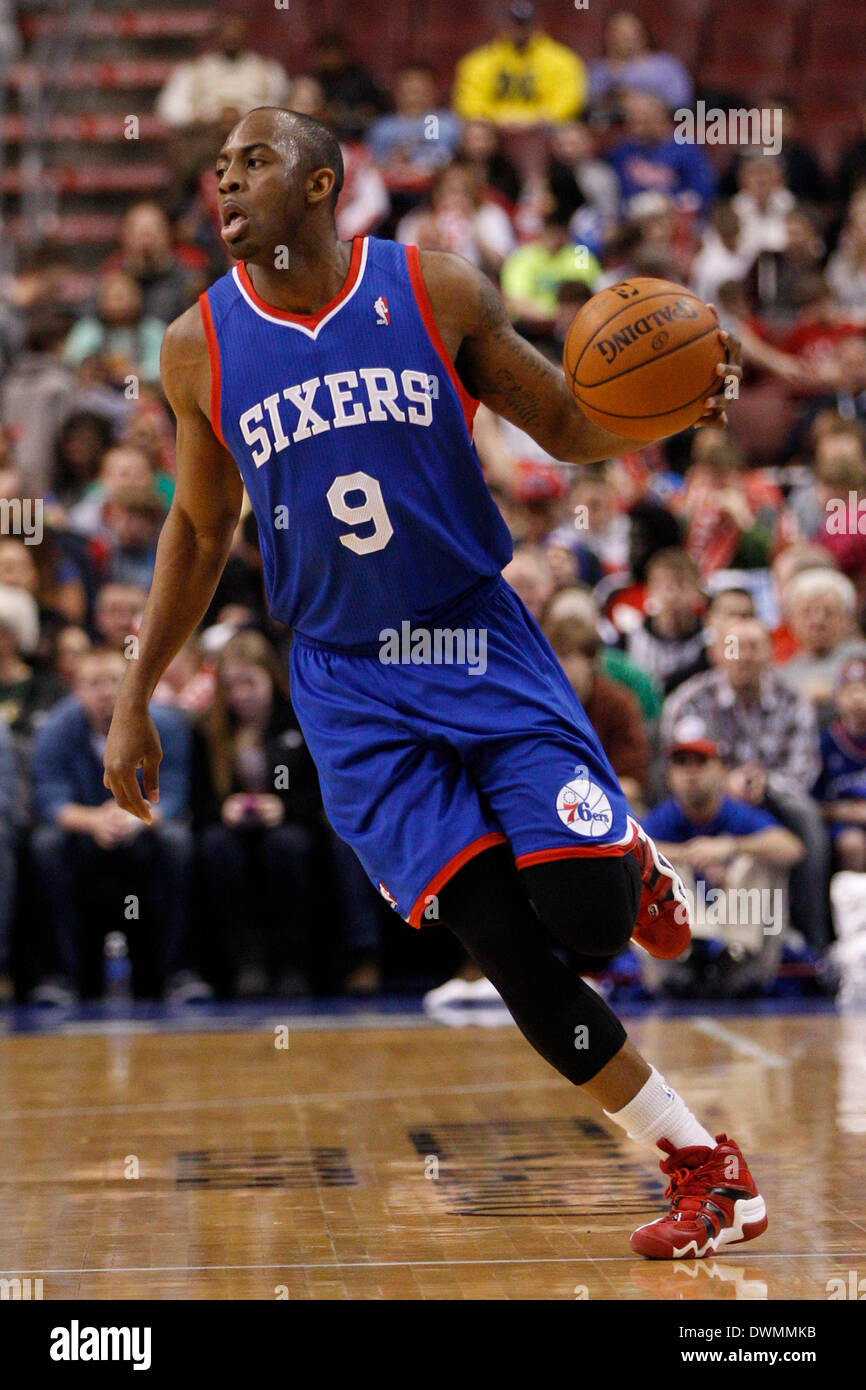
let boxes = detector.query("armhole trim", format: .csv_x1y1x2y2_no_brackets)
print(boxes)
405,243,478,438
198,292,227,448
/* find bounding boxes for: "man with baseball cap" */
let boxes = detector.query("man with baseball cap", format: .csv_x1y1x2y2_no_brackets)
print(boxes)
638,718,804,996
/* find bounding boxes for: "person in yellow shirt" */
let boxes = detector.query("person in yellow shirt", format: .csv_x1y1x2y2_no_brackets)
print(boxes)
453,0,587,126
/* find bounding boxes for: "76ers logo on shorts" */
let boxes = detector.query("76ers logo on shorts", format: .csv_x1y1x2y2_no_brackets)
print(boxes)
555,766,613,838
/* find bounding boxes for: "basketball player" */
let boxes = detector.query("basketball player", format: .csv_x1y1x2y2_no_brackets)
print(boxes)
103,108,767,1258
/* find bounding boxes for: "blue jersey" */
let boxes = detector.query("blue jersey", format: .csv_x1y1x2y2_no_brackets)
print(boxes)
814,721,866,803
200,235,513,649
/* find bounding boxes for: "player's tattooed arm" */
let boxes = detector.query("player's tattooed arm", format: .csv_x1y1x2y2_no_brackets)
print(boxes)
420,251,644,463
420,251,740,463
103,306,244,821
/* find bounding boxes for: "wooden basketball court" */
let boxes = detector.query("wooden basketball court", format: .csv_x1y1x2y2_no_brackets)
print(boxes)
0,1009,863,1300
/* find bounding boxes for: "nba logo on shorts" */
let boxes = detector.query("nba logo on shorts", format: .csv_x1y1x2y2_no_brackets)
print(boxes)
378,880,398,909
555,767,613,838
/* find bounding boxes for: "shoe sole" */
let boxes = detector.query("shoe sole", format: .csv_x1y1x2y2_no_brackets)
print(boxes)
631,1193,768,1259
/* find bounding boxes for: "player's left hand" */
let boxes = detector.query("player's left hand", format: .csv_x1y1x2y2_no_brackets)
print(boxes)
694,311,743,430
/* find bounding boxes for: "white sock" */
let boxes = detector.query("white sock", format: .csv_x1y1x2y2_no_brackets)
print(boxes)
604,1066,715,1152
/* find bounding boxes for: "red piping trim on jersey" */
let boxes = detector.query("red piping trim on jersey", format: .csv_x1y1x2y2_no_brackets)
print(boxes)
237,236,364,326
405,243,479,438
408,831,507,928
198,292,226,448
515,840,634,869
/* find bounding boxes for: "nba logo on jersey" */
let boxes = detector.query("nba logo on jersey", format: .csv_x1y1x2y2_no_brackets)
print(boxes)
374,295,390,325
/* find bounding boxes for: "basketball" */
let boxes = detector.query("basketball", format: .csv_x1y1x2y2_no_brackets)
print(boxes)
563,278,726,442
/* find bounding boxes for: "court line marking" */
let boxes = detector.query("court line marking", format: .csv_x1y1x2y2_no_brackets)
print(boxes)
2,1252,864,1276
691,1017,790,1069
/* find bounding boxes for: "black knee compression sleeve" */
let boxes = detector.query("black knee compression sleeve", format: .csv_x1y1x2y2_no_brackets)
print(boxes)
521,851,641,959
438,845,627,1086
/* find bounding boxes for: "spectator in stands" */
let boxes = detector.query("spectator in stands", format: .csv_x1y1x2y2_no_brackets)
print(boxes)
778,276,864,382
368,65,461,192
745,206,828,322
545,611,649,808
452,0,587,125
155,14,290,129
730,153,795,266
0,584,64,738
500,211,599,327
29,648,194,1001
780,569,866,714
152,637,215,716
596,498,684,639
93,582,147,653
689,202,751,305
626,549,707,694
589,10,693,115
786,337,866,454
457,119,522,208
641,719,804,998
113,202,199,325
502,546,554,620
397,161,515,277
52,625,91,689
335,137,390,241
544,586,663,723
53,412,114,513
782,423,866,594
310,29,388,136
546,121,621,251
769,541,837,659
564,461,628,574
721,99,828,207
93,486,166,590
669,585,757,691
813,657,866,871
191,630,322,998
67,443,172,540
607,89,717,218
0,536,86,630
0,714,19,1002
677,428,780,577
62,270,165,387
0,308,75,496
661,616,830,949
827,189,866,311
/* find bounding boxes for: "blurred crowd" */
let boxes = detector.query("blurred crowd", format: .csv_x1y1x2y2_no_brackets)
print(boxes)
2,3,866,1006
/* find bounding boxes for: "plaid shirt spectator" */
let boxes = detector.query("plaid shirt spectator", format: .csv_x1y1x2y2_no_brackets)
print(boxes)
660,667,821,798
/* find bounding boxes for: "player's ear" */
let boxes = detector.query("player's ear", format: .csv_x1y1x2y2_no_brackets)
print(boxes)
306,167,336,208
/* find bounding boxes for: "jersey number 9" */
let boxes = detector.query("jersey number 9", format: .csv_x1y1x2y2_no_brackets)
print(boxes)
326,470,394,555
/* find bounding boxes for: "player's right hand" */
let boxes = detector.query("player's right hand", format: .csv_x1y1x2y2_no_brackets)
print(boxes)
103,704,163,824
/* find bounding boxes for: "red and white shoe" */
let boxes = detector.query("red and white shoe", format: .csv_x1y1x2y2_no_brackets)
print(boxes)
628,818,691,960
630,1134,768,1259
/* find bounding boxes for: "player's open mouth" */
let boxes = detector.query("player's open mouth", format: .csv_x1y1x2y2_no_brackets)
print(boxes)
221,209,250,244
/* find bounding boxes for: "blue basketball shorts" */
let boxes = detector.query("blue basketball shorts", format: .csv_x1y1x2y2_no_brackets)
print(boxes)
289,577,636,927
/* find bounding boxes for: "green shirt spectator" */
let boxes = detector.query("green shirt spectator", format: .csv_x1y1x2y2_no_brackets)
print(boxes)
501,218,599,320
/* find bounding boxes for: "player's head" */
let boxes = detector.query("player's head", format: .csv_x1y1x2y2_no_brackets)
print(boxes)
215,106,344,263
